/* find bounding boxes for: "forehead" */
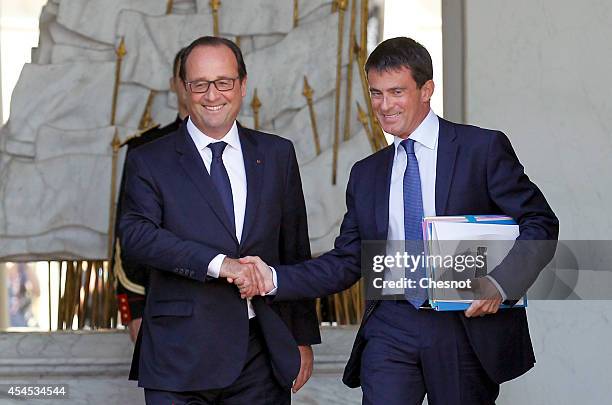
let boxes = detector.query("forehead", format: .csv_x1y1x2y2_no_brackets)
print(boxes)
367,67,416,89
185,45,238,80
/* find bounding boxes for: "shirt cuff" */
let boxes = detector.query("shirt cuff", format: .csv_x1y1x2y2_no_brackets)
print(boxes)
485,275,507,301
207,254,226,278
266,266,278,295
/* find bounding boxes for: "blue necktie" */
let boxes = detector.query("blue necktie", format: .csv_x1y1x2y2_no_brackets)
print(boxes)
401,139,427,308
208,142,235,232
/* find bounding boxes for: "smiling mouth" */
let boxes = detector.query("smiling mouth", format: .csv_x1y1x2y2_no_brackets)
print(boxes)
382,112,400,118
204,104,224,111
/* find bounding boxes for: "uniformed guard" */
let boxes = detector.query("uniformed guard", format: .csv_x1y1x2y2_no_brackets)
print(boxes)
115,47,189,341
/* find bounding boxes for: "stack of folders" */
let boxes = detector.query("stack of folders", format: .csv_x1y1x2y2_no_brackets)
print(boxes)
421,215,527,311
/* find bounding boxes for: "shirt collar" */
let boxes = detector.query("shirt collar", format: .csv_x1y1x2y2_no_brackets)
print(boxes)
186,118,241,152
393,109,439,151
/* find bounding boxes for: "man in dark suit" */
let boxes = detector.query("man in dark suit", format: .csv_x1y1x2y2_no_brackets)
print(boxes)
119,36,320,404
240,37,558,404
116,47,188,342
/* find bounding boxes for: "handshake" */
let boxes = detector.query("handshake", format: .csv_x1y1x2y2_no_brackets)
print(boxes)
219,256,274,298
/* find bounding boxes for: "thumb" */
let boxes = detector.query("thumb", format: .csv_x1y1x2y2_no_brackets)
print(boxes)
239,256,255,264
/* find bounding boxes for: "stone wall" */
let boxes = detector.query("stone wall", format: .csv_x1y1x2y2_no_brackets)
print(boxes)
443,1,612,403
0,0,373,261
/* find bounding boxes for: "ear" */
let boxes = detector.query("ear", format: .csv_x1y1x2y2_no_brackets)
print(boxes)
420,79,435,103
240,76,248,97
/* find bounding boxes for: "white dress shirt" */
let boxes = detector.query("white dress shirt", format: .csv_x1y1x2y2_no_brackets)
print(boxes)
383,109,439,294
186,118,256,318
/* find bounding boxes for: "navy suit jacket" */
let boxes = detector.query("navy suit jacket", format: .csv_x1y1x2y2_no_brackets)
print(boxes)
275,118,559,386
119,122,320,392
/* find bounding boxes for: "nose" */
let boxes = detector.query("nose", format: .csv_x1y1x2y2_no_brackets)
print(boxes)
203,84,221,101
379,95,392,113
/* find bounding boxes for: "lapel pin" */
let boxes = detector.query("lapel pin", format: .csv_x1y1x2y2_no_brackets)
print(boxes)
256,159,262,164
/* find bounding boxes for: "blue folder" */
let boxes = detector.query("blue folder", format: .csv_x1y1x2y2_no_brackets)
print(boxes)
422,215,527,311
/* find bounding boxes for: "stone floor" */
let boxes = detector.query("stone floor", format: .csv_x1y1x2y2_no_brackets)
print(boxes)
0,326,362,405
293,326,362,404
292,373,362,405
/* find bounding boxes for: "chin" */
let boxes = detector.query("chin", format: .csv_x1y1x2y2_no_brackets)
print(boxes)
380,124,396,133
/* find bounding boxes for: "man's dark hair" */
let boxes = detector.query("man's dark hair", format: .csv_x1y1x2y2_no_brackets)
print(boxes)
179,36,247,82
365,37,433,88
172,47,187,78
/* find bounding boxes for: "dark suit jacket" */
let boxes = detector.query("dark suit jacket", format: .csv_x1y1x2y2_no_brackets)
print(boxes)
274,117,559,386
119,121,320,392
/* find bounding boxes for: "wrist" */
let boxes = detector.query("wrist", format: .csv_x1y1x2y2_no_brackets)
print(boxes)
219,257,234,278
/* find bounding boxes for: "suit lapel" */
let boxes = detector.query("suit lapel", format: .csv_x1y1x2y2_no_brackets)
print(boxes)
435,118,458,215
374,145,395,240
175,124,238,243
238,125,264,246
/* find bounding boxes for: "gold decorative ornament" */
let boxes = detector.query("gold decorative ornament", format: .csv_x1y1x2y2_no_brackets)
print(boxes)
107,128,121,260
360,0,368,62
138,90,157,130
332,0,348,185
357,101,376,152
302,76,322,156
250,89,262,130
355,44,386,150
110,37,126,126
210,0,221,36
343,0,358,142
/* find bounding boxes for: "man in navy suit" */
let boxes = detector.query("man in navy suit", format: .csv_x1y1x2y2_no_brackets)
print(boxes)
240,37,558,404
119,36,320,404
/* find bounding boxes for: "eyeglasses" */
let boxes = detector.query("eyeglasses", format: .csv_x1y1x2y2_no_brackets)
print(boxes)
185,77,239,93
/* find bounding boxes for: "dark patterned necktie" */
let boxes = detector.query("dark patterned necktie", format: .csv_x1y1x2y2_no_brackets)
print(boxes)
401,139,427,308
208,141,235,232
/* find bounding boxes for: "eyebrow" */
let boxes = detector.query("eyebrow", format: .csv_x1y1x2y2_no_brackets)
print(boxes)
369,86,406,92
188,75,236,82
